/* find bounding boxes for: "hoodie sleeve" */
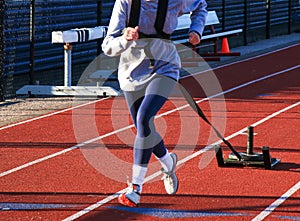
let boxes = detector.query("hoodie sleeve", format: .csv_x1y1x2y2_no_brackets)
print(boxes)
101,0,133,57
182,0,208,38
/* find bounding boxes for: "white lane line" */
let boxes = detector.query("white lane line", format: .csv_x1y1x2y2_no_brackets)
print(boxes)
0,97,110,131
181,42,300,79
1,65,299,178
252,181,300,221
1,43,299,131
62,190,127,221
0,145,77,178
180,100,300,164
251,101,300,128
62,100,300,221
0,124,135,178
158,64,300,120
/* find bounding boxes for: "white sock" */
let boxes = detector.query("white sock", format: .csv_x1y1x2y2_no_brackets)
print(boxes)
158,152,173,173
132,164,147,193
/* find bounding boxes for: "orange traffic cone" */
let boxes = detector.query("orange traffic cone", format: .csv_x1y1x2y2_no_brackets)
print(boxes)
221,38,230,53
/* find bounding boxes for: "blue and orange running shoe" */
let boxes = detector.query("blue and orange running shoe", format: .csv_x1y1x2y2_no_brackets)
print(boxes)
118,183,141,207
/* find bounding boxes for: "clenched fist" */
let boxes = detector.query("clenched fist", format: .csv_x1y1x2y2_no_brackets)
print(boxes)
123,26,139,41
189,31,201,45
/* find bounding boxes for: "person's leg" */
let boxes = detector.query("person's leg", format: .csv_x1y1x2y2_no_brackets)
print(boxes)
143,76,178,174
136,76,179,195
125,90,172,186
133,76,177,177
120,90,145,207
124,92,169,166
119,76,177,206
124,76,177,164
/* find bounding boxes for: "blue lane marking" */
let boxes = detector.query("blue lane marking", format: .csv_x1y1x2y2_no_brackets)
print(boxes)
257,93,274,97
274,215,300,221
0,202,77,211
106,206,250,218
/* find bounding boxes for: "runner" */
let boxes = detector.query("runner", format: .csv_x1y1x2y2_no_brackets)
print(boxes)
102,0,207,207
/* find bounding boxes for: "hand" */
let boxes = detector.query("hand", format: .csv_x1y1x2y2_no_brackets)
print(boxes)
189,31,201,45
123,26,139,41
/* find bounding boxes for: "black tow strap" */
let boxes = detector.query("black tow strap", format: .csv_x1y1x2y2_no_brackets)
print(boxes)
128,0,242,161
179,84,242,161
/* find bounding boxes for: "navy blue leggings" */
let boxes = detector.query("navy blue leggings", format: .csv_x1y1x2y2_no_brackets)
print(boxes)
124,76,176,167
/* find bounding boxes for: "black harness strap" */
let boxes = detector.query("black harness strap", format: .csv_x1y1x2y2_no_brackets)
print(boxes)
128,0,169,38
154,0,169,36
128,0,141,28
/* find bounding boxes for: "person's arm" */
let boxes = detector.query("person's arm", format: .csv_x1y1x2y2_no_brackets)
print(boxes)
187,0,208,45
102,0,135,57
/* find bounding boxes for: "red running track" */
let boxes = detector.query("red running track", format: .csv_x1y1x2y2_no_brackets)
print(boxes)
0,44,299,221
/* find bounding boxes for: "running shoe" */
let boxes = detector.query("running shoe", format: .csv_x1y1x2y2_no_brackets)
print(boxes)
118,183,141,207
161,152,179,195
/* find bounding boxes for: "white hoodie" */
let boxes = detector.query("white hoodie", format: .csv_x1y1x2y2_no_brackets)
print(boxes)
102,0,208,91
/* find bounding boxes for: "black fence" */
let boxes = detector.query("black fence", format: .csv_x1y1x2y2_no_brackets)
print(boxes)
0,0,4,101
0,0,300,100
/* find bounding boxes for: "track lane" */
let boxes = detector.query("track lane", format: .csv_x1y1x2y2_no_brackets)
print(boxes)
67,102,299,221
0,44,299,220
61,92,299,220
1,43,299,177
